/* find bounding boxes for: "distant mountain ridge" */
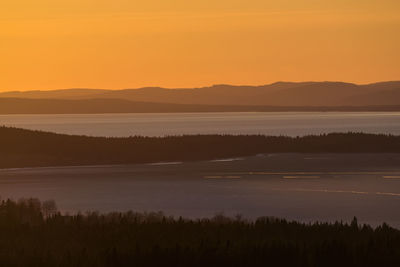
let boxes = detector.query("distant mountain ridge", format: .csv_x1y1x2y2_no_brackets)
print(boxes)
1,81,400,106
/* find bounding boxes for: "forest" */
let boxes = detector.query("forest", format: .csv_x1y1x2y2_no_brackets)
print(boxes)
0,198,399,267
1,126,400,168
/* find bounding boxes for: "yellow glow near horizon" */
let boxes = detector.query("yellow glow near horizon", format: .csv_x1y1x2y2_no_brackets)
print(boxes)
1,0,399,91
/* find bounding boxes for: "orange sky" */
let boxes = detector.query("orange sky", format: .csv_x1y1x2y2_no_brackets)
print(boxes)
1,0,399,91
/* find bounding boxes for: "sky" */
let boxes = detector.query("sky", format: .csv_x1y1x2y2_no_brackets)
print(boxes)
1,0,399,91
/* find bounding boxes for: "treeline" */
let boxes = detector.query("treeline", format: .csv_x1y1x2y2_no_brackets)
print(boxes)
1,126,400,168
0,198,399,267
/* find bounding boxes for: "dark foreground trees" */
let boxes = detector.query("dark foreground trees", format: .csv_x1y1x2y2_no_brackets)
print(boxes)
0,198,399,267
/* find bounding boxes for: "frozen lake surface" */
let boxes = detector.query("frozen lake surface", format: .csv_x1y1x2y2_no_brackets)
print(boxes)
1,154,400,228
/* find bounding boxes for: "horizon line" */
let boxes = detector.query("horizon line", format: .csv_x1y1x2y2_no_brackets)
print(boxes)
1,80,400,93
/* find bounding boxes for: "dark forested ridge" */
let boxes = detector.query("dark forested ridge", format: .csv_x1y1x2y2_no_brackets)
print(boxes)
1,98,400,114
0,198,399,267
1,126,400,169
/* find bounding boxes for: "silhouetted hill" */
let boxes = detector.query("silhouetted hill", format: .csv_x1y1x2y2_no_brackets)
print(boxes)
1,81,399,106
0,98,233,114
0,88,108,99
346,89,400,106
1,98,400,114
1,127,400,169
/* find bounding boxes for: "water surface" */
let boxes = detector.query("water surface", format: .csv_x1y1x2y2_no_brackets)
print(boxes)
0,112,399,137
1,154,400,227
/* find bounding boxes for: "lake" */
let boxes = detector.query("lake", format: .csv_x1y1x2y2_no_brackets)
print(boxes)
1,113,400,227
1,154,400,227
0,112,400,137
